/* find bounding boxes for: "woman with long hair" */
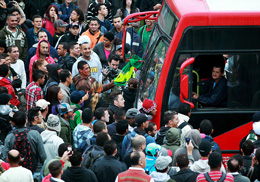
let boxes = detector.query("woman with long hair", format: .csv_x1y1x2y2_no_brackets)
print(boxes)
69,8,87,35
46,86,64,115
116,0,140,28
43,5,59,36
90,81,103,113
31,59,48,82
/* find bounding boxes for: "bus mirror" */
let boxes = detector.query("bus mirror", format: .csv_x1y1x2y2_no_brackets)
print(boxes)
180,57,195,108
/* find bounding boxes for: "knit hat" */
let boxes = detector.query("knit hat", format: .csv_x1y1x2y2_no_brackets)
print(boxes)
126,108,140,118
199,141,212,156
58,103,73,115
70,90,85,104
155,156,172,170
54,19,68,28
77,35,91,45
135,113,152,127
253,121,260,135
0,93,12,105
253,112,260,122
47,114,61,132
142,99,157,113
104,32,114,42
36,99,50,110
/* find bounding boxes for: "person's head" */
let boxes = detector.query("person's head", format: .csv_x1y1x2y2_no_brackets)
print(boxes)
176,154,189,169
32,15,43,29
7,149,20,164
0,40,6,54
39,40,49,57
69,42,80,57
123,0,135,10
58,103,74,120
32,59,48,74
65,0,72,5
0,64,9,77
114,108,126,121
13,111,27,128
7,46,19,62
116,119,128,135
130,151,146,168
108,53,120,70
212,64,224,82
47,86,64,103
104,140,117,156
126,108,139,127
57,42,69,57
227,157,240,173
81,42,92,59
241,140,254,156
10,8,21,22
145,18,154,27
135,113,152,129
142,99,157,115
78,61,91,77
58,143,71,157
164,110,179,128
110,91,125,108
82,108,93,124
199,119,213,136
145,122,157,137
69,23,80,36
59,69,72,85
155,156,172,173
96,3,108,17
48,160,63,178
145,143,161,157
112,15,122,30
45,5,58,21
88,17,100,33
46,114,61,132
208,152,222,170
178,103,191,117
94,107,110,122
6,14,18,29
32,69,46,85
199,141,212,157
96,132,110,147
28,107,42,125
127,78,138,91
54,20,68,33
37,30,48,41
36,99,50,114
69,149,82,167
70,90,85,104
70,8,84,24
132,135,146,151
0,93,12,105
93,120,107,134
103,32,114,47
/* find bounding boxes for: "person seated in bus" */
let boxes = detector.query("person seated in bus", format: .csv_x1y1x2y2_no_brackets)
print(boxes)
192,64,227,107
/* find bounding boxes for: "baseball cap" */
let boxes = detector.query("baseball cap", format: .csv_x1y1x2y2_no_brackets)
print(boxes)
126,108,140,118
58,103,73,115
135,113,152,126
54,20,68,28
77,35,91,45
145,143,162,156
70,22,79,28
155,156,172,170
70,90,85,104
116,45,122,50
36,99,50,110
253,121,260,135
199,141,212,156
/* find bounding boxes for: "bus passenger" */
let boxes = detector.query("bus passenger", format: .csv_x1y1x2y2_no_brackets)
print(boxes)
192,64,227,107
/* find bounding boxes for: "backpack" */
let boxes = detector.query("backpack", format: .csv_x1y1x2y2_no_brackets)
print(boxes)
204,172,226,182
13,129,35,171
82,145,104,169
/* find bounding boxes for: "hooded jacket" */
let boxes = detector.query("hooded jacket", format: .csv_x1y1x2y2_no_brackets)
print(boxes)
155,126,171,145
172,129,201,166
41,130,64,160
61,166,97,182
29,39,55,82
162,128,181,164
150,171,172,182
0,77,20,106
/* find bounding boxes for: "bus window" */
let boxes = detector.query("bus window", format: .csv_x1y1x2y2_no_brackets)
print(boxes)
139,40,169,101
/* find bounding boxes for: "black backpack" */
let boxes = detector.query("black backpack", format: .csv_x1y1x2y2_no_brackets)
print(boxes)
82,145,105,169
13,129,35,172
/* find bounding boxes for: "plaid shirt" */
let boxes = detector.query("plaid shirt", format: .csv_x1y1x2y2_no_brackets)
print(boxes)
73,124,94,152
26,81,43,110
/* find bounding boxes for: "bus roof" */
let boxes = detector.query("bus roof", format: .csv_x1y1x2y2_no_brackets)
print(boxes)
168,0,260,19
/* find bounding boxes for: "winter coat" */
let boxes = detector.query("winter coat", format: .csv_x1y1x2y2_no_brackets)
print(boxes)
0,77,20,106
26,27,53,49
122,87,137,111
42,18,55,36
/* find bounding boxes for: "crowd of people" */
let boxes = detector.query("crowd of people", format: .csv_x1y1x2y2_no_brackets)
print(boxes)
0,0,260,182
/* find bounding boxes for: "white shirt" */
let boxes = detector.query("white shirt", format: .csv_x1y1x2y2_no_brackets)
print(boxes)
10,59,27,90
0,166,33,182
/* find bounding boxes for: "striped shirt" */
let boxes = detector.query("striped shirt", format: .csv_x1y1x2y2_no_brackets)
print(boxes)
196,171,234,182
26,81,44,110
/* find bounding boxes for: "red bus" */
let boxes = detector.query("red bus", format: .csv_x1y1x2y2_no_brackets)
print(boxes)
123,0,260,155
